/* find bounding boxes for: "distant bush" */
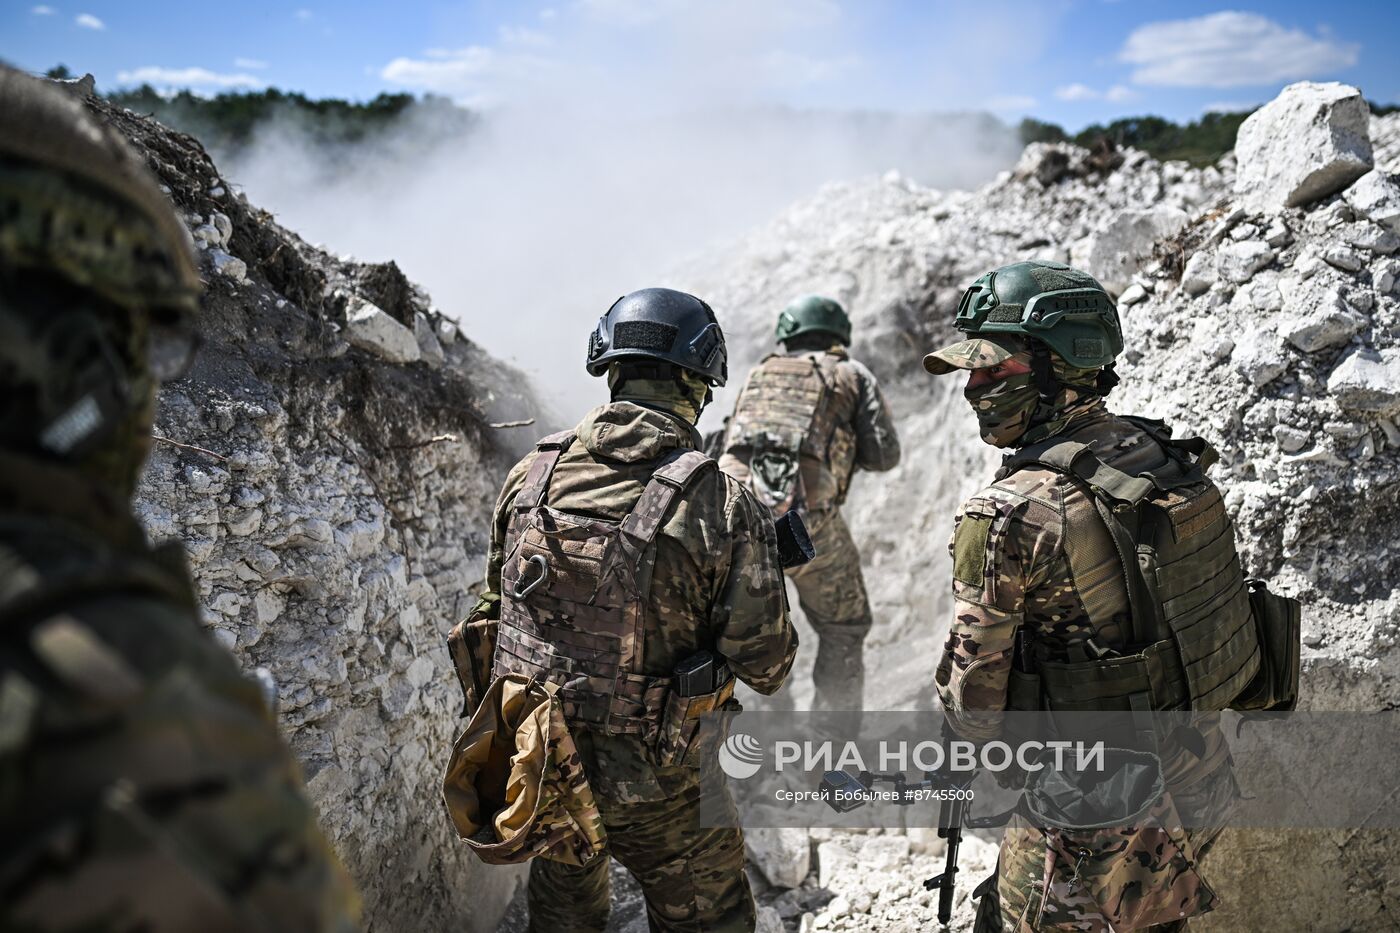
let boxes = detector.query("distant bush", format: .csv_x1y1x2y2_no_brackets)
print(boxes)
102,84,476,156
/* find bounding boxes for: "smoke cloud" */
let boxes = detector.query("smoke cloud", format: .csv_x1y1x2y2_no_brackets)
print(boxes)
217,1,1026,406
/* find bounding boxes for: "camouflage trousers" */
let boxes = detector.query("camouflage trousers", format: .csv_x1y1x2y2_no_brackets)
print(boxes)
781,507,872,712
527,733,754,933
976,763,1238,932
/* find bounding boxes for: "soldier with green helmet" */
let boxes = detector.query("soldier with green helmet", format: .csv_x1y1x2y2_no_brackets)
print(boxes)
0,66,358,930
719,295,900,712
453,287,797,931
925,260,1254,931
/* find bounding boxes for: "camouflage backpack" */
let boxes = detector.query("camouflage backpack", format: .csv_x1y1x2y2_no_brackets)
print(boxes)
725,351,855,515
491,430,716,740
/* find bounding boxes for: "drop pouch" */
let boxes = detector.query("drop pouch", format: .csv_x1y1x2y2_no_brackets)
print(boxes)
655,652,738,768
1014,746,1217,930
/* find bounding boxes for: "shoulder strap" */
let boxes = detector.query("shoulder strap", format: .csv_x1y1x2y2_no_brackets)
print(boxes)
1005,438,1156,509
620,449,715,546
514,431,575,511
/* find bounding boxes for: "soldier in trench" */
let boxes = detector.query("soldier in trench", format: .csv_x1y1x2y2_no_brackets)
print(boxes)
926,260,1255,931
718,295,900,712
454,287,797,931
0,66,358,931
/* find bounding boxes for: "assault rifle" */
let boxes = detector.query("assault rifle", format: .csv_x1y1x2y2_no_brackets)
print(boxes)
819,767,985,926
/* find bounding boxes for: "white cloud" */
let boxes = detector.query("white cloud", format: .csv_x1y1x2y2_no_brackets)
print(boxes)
984,94,1036,112
74,12,103,30
539,7,557,20
115,66,264,89
498,25,553,48
234,57,269,70
1055,82,1138,102
1120,11,1359,88
295,8,312,22
1203,100,1256,114
31,6,56,15
1055,83,1097,101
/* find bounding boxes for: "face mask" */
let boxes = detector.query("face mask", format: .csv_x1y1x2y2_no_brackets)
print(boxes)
964,370,1040,448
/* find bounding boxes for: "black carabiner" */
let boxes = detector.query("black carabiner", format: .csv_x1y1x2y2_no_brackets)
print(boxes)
510,554,549,600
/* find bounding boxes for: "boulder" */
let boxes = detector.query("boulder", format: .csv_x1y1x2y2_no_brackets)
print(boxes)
1216,240,1275,284
1235,82,1373,213
747,828,811,889
1181,250,1216,295
1328,347,1400,412
413,312,446,369
1231,330,1289,387
1078,206,1189,293
1279,288,1367,352
345,298,422,364
755,906,785,933
1344,171,1400,233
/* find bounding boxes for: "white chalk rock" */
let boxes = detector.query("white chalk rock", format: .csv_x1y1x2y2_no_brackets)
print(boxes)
1181,251,1216,296
1081,206,1189,293
1217,240,1275,284
345,298,421,364
1232,330,1290,387
1279,288,1367,352
746,828,811,889
1235,82,1373,213
413,313,445,369
756,906,785,933
1328,347,1400,413
208,248,249,284
1344,171,1400,233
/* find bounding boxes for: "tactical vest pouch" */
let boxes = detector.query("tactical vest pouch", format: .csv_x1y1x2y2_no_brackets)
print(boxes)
1231,579,1302,711
655,679,739,768
447,615,497,718
1016,747,1218,930
442,673,607,867
1036,640,1190,712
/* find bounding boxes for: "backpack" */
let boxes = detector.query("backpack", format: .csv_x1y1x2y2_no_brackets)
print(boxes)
1002,417,1300,714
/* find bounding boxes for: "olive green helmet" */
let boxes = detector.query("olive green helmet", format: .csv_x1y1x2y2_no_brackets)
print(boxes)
775,295,851,346
924,260,1122,374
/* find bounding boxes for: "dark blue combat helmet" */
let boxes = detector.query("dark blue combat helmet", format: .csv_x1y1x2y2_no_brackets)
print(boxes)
586,287,728,386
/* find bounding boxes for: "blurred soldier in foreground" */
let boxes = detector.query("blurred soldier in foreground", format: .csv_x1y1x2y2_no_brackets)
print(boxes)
0,67,357,931
453,288,796,932
719,296,899,711
925,260,1293,931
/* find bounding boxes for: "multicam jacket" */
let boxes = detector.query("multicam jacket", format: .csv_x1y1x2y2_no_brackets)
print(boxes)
935,402,1231,784
720,347,900,511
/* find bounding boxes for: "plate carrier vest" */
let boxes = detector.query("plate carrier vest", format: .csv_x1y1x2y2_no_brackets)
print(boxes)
1002,417,1262,714
492,431,715,738
726,352,853,514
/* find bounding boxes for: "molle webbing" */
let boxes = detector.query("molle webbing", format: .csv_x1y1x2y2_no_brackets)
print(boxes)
1004,425,1259,714
727,354,840,460
494,436,714,737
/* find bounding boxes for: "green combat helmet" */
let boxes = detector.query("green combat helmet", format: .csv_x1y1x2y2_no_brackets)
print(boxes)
775,295,851,346
923,260,1121,378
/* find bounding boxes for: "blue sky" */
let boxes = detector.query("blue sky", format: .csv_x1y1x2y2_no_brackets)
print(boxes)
4,0,1398,130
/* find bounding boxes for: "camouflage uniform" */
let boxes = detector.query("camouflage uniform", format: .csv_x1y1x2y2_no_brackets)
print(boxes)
479,400,796,933
936,401,1235,932
720,345,899,710
0,67,357,931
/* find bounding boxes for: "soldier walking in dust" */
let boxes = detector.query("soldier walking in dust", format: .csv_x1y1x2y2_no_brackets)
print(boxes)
0,68,358,930
719,296,899,711
457,288,796,932
924,260,1297,931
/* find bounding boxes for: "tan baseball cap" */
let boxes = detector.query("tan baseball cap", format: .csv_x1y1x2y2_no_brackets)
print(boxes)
922,334,1025,375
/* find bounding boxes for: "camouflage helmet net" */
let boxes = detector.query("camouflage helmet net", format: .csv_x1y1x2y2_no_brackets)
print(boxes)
0,67,202,492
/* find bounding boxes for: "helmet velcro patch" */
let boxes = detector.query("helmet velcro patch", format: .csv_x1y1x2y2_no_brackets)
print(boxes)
613,320,677,353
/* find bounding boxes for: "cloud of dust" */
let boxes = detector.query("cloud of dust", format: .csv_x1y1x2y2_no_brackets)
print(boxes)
217,1,1025,409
